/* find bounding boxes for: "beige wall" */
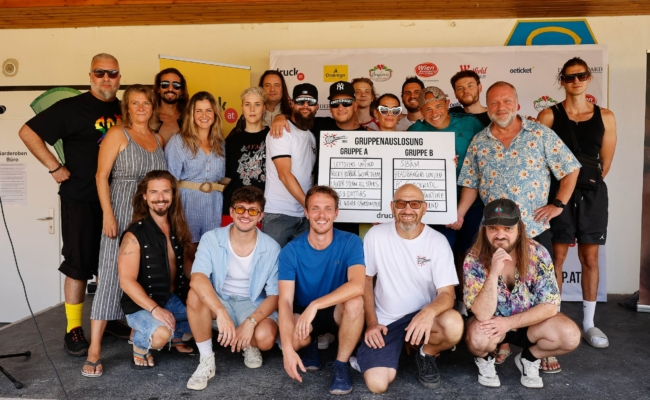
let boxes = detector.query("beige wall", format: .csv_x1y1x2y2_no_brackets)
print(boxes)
0,16,647,294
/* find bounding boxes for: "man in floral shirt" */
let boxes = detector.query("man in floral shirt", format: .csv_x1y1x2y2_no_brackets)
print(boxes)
456,81,581,260
463,199,580,389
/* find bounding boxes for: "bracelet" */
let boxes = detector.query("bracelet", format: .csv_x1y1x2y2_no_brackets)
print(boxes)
150,305,159,313
48,163,63,174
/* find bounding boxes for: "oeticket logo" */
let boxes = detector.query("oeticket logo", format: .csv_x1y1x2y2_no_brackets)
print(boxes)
533,95,558,111
414,62,438,78
586,94,598,104
369,64,392,82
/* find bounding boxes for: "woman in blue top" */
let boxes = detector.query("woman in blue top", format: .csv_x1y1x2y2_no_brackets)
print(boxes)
165,91,226,272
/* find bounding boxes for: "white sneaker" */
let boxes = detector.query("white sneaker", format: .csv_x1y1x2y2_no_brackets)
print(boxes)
187,352,216,390
318,333,336,350
243,346,263,368
515,352,543,388
474,356,500,387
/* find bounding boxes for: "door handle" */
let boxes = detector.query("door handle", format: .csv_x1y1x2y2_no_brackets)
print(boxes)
36,208,55,234
37,217,53,221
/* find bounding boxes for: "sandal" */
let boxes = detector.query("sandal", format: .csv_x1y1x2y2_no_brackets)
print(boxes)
165,339,196,354
81,359,102,378
493,348,512,365
132,346,154,370
541,356,562,374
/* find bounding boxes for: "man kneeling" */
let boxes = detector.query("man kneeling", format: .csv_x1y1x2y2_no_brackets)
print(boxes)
464,199,580,388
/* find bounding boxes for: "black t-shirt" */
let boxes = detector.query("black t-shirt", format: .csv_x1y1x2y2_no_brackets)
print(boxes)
449,106,491,128
26,91,121,202
223,127,270,214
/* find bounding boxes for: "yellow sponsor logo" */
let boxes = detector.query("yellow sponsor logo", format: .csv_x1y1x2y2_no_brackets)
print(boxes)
323,65,348,82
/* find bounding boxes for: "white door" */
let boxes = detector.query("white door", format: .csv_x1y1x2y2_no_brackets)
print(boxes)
0,92,62,323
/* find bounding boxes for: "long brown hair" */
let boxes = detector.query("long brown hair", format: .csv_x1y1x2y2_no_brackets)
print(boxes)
131,170,191,250
258,70,292,116
468,220,530,279
154,67,189,113
120,84,161,132
179,91,225,157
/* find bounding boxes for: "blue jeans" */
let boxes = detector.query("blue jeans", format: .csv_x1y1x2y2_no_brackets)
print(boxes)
262,212,309,247
125,293,190,350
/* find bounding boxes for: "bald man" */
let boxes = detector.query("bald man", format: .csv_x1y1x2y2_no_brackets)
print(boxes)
357,184,463,393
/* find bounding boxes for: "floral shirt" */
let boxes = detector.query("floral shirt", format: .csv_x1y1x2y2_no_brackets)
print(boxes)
463,240,560,317
457,117,581,237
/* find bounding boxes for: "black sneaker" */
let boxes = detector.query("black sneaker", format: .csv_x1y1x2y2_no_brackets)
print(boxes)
64,326,89,356
104,319,131,340
415,352,441,389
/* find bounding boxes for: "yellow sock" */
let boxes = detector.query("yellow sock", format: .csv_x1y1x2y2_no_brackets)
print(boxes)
65,302,84,333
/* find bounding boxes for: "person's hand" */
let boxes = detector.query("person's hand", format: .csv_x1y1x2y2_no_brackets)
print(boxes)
491,247,511,275
454,155,459,167
525,115,540,123
215,311,236,347
51,166,70,184
479,316,512,339
404,307,435,346
364,323,388,349
283,348,306,382
446,214,464,230
151,306,175,330
270,115,290,138
102,214,118,239
231,319,255,352
533,204,563,223
294,304,317,341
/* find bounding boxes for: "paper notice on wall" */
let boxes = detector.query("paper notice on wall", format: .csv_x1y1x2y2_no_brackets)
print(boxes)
0,163,27,205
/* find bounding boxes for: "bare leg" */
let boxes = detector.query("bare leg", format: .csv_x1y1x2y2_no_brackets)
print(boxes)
423,309,463,355
187,289,214,343
465,317,504,357
64,277,87,304
552,243,570,294
333,296,364,362
251,319,279,351
363,367,397,394
291,314,313,351
82,319,106,375
527,313,581,359
578,244,600,302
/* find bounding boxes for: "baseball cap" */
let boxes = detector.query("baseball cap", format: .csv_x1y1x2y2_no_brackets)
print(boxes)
481,199,521,227
292,83,318,101
418,86,448,108
328,81,355,100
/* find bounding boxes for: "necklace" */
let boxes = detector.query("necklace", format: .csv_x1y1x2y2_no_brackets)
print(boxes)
230,229,256,257
565,102,588,125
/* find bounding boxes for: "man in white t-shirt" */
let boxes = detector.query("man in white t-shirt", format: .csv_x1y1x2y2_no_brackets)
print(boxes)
263,83,318,247
357,184,464,393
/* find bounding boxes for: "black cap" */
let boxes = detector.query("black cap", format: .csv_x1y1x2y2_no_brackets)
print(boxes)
328,81,355,100
292,83,318,101
482,199,521,227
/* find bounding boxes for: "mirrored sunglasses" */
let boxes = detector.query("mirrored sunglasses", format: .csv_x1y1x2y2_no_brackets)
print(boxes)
92,69,119,79
377,105,403,116
294,97,318,106
233,205,261,216
330,99,355,109
160,81,182,90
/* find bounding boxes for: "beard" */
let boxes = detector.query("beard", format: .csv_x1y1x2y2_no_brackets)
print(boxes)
149,201,170,217
404,103,419,113
458,93,479,107
161,92,179,105
396,212,420,231
489,109,517,128
91,82,118,101
292,108,316,131
490,238,517,253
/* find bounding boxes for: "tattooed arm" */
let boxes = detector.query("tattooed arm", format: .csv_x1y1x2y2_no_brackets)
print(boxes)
118,233,158,312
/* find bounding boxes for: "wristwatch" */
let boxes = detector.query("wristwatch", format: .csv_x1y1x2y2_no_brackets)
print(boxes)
552,199,566,209
248,317,257,326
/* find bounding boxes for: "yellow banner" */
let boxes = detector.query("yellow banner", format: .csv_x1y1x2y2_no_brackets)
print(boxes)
159,55,251,136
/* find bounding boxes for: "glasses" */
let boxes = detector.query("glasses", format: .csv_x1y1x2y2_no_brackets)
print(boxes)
294,97,318,106
330,99,354,109
561,72,590,83
393,199,425,209
160,81,182,90
233,205,261,216
377,105,403,116
92,69,119,79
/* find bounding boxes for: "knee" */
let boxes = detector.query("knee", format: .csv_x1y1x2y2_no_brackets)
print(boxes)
437,310,464,344
465,321,491,355
150,326,172,349
254,327,276,351
186,289,201,310
343,296,364,319
363,370,394,394
560,320,581,352
581,254,599,271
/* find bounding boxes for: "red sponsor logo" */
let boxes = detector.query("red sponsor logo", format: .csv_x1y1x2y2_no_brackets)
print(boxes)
224,108,238,123
460,65,488,75
586,94,597,104
415,62,438,78
297,72,305,81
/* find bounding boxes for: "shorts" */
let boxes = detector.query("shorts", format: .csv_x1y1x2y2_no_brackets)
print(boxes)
498,327,532,348
356,311,419,373
293,303,337,338
432,203,484,257
125,293,190,350
262,213,309,248
59,200,102,280
551,181,608,245
212,294,278,330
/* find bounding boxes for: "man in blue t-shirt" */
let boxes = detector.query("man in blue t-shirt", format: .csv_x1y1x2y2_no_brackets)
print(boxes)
278,185,365,395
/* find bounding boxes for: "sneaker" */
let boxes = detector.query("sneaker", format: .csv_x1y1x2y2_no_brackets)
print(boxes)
318,333,336,350
474,356,500,387
299,339,321,371
515,352,543,388
243,346,263,369
329,360,353,395
64,326,89,357
415,351,441,389
187,352,216,391
104,320,131,340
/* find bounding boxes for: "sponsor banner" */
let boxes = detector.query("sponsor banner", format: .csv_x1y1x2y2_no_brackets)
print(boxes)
324,65,348,82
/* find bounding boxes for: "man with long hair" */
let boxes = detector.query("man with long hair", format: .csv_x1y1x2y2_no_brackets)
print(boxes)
258,70,292,127
118,170,193,370
154,67,189,144
464,199,580,389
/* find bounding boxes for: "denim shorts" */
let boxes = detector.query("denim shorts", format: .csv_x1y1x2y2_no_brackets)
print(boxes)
212,294,278,331
125,293,190,350
261,212,309,247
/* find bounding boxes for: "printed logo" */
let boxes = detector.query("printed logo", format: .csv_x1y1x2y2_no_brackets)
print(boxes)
336,82,345,91
323,65,349,82
533,95,559,111
416,256,431,267
322,133,347,147
277,67,303,79
369,64,393,82
459,65,488,79
297,72,305,81
224,108,238,123
586,94,597,104
96,114,121,143
510,67,534,73
414,62,438,78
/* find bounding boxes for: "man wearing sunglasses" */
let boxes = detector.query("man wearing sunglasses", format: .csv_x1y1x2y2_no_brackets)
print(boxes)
186,186,281,390
19,53,127,359
154,68,189,145
357,184,462,393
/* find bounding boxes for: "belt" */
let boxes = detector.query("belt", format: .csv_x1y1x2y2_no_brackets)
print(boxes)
179,180,225,193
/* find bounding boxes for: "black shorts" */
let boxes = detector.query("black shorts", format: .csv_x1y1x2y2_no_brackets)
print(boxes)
293,303,338,338
498,327,532,348
551,181,608,245
59,200,102,280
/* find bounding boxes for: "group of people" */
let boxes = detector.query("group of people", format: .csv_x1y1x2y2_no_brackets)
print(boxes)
17,51,615,395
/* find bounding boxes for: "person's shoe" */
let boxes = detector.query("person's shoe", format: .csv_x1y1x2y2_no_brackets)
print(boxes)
474,356,500,387
329,360,353,395
187,352,216,391
515,352,543,388
64,326,89,356
104,320,131,340
299,339,321,371
318,333,336,350
415,351,441,389
243,346,263,369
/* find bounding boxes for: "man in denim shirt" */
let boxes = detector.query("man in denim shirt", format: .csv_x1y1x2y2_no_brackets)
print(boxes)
185,186,281,391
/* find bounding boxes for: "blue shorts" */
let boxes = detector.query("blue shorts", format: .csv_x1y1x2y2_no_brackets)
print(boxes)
356,311,419,373
125,293,190,350
212,294,278,331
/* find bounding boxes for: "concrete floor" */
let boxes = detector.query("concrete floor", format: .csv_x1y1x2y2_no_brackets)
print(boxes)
0,294,648,399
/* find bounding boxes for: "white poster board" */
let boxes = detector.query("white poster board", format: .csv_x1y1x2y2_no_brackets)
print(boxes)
317,131,457,224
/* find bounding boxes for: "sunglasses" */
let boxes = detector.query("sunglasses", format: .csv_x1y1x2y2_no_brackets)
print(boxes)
330,99,354,109
92,69,119,79
233,205,261,216
160,81,182,90
377,105,403,116
393,199,425,209
294,97,318,106
561,72,590,83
